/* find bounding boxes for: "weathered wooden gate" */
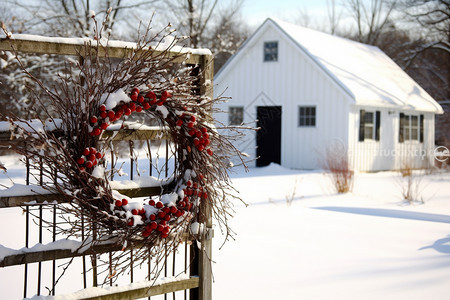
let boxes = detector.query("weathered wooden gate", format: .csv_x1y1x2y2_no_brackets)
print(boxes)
0,35,213,299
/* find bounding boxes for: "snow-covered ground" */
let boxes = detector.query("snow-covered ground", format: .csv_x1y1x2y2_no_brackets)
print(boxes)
0,153,449,299
212,164,450,300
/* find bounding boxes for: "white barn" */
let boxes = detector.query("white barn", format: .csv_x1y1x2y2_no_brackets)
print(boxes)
214,18,444,171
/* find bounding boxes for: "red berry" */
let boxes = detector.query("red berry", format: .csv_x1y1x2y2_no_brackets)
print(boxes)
100,111,107,119
88,154,96,162
99,105,106,111
100,122,108,130
187,122,194,128
149,199,156,206
203,132,209,139
190,115,196,122
89,147,97,154
77,157,85,165
136,106,143,112
90,116,98,124
115,200,122,207
85,161,93,168
107,111,115,119
170,206,177,214
142,230,151,237
143,102,151,109
138,95,144,103
124,108,132,116
157,100,165,106
162,90,172,99
176,119,183,127
95,152,102,159
188,130,196,136
146,91,156,100
150,221,157,229
202,192,208,199
92,128,102,136
131,87,139,94
157,224,164,232
150,214,156,221
195,131,202,138
139,208,145,215
115,111,123,118
131,209,138,215
207,149,213,156
161,232,169,238
127,219,134,226
201,127,207,134
158,211,166,219
193,138,200,146
130,102,136,110
130,93,138,101
186,181,192,187
83,148,90,156
92,159,97,166
122,199,128,206
204,139,211,146
163,207,170,214
155,202,163,209
175,210,182,217
197,145,204,151
79,166,85,171
121,103,129,110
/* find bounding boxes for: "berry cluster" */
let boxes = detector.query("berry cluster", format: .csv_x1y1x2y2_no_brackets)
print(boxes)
88,88,172,137
76,147,104,170
175,113,213,156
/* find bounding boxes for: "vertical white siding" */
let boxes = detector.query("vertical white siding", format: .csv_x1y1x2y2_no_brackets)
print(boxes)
349,107,436,171
214,26,351,169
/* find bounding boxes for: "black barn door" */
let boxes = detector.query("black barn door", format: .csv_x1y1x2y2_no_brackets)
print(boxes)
256,106,282,167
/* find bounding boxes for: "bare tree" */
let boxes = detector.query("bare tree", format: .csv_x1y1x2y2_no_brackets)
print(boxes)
343,0,399,45
3,0,160,39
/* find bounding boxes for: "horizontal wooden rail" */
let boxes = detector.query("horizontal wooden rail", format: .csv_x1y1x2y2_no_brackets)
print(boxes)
0,233,192,268
0,35,208,64
0,128,170,146
0,184,170,208
80,277,199,300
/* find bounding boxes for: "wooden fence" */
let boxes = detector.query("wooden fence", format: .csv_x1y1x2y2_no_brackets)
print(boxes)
0,35,213,299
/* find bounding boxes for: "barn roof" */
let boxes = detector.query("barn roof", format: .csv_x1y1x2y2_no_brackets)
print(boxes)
216,18,443,114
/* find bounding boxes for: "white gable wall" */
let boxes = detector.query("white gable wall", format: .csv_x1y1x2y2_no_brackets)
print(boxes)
215,24,352,169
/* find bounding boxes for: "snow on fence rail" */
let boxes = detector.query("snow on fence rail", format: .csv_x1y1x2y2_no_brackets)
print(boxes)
0,35,213,300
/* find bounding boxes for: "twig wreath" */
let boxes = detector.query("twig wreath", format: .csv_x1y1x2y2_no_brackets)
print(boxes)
2,13,245,284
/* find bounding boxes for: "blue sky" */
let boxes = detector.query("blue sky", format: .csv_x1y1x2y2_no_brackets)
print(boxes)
241,0,330,27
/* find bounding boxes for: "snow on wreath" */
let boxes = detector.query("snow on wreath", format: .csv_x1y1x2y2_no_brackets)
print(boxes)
1,11,247,283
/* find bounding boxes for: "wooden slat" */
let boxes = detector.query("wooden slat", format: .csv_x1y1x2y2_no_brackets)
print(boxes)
80,277,199,300
0,185,168,208
0,128,170,146
0,233,193,267
0,36,202,64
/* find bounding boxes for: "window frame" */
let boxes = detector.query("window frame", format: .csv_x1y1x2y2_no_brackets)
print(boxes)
399,113,423,143
263,41,278,62
298,106,316,127
359,109,380,142
228,106,244,126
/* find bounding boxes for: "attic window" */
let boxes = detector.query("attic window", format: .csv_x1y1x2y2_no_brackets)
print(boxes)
264,41,278,62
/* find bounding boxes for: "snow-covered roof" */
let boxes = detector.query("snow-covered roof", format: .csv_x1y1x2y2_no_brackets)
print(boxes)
217,18,443,114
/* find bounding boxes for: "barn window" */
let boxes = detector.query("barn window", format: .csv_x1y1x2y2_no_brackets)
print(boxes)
399,113,423,143
359,110,380,141
298,106,316,127
264,41,278,62
229,106,244,125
